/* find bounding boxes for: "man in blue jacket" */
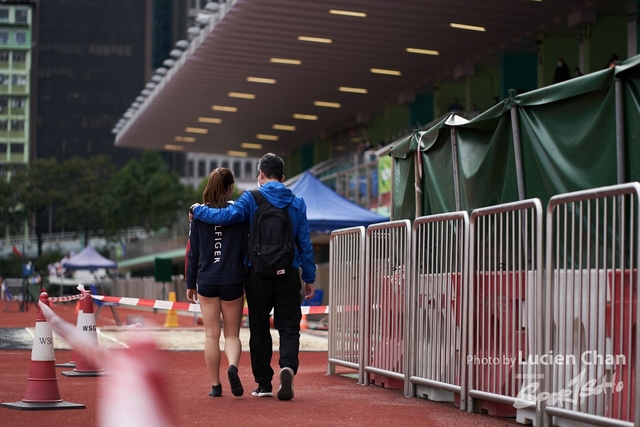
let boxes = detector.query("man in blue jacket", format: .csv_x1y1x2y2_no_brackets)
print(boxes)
191,153,315,401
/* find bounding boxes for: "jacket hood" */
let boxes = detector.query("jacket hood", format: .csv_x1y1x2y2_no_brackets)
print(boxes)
259,181,295,208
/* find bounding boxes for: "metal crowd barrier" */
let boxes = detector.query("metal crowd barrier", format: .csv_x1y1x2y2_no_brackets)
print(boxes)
326,183,639,427
408,212,469,410
543,183,640,427
327,226,366,383
467,199,544,420
363,220,411,395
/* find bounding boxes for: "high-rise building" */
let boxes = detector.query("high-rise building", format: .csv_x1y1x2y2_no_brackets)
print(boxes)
36,0,147,168
0,1,34,173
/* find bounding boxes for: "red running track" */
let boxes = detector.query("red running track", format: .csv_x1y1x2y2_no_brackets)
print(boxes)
0,300,520,427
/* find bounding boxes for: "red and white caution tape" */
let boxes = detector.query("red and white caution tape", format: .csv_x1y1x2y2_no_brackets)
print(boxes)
49,294,83,303
91,294,329,315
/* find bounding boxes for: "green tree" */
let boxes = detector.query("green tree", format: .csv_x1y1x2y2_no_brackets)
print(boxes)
56,155,115,245
103,150,188,235
0,171,24,238
102,159,144,240
138,150,187,230
14,158,62,256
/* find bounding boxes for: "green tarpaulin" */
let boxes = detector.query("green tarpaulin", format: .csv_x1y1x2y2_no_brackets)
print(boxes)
390,54,640,220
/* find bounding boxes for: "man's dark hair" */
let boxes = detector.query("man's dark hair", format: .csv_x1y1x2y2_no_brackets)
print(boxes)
257,153,284,180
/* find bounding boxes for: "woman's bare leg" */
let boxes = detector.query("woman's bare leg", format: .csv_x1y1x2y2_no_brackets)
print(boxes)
199,295,222,388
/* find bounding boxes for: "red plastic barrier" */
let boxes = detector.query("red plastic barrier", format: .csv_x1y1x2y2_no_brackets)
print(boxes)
472,271,528,417
606,269,637,422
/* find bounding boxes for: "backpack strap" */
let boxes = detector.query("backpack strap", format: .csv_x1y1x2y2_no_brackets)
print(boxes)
250,189,266,205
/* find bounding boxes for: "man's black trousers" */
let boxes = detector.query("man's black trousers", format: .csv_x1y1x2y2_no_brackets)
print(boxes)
245,269,302,389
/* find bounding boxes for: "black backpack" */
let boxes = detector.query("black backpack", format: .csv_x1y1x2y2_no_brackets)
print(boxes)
248,190,295,277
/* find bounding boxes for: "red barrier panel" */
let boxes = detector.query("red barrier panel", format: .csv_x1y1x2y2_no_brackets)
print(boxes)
606,269,637,422
472,271,528,417
370,272,404,390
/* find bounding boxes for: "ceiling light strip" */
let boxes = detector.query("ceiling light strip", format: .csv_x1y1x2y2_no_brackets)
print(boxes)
247,77,276,84
272,124,296,131
450,22,486,32
198,117,222,124
241,142,263,149
270,58,301,65
212,105,238,112
228,150,248,157
339,86,368,94
329,9,366,18
370,68,401,76
293,114,318,121
175,136,196,143
256,134,279,141
297,36,332,44
185,127,208,134
228,92,255,99
314,101,341,108
406,47,439,56
164,144,185,151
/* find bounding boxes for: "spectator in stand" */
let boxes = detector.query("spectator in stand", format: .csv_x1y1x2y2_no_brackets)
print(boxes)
605,53,619,69
0,276,5,300
186,167,248,398
574,67,583,77
553,58,571,83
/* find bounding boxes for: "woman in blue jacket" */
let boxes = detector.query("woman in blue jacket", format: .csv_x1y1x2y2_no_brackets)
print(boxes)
186,168,248,397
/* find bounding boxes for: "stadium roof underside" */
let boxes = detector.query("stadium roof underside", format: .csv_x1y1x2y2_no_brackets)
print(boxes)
114,0,626,157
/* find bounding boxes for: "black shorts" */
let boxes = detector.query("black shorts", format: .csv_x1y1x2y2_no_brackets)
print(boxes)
197,282,244,301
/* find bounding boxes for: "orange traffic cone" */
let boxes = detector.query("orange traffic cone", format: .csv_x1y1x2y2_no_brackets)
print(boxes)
300,314,308,330
0,292,85,410
62,291,105,377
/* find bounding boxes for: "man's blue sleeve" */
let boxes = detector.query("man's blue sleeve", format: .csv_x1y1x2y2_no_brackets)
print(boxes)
295,201,316,284
193,192,251,225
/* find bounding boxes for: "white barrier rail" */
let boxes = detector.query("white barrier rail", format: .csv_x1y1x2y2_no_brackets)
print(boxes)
328,227,366,383
544,183,640,427
296,184,639,426
363,220,411,395
468,199,544,421
408,212,469,409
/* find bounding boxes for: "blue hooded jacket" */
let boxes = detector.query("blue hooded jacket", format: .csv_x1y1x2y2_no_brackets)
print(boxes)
192,181,316,284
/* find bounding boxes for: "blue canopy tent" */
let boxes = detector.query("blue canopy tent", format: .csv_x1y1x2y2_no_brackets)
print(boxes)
288,172,388,234
62,246,117,270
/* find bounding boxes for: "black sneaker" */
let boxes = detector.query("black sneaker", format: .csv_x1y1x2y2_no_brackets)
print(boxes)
251,386,273,397
277,367,294,401
208,384,222,397
228,365,244,397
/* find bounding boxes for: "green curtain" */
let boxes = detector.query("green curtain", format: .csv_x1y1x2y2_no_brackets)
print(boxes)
389,55,640,219
389,133,418,220
620,58,640,182
518,83,617,205
456,107,519,211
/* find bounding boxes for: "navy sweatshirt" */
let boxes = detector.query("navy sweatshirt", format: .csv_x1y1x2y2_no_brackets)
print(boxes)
187,202,248,289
